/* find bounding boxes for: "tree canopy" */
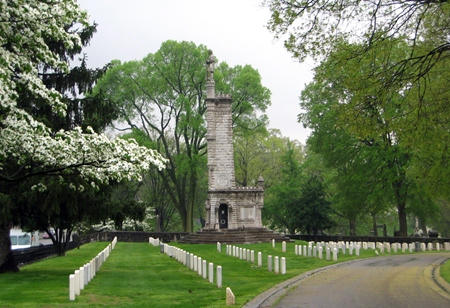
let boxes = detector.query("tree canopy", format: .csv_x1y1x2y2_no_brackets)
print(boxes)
0,0,166,273
92,40,271,232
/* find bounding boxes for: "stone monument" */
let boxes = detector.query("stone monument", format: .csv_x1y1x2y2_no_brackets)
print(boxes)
204,50,264,230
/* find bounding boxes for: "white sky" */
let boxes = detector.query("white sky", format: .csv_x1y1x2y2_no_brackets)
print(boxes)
76,0,313,144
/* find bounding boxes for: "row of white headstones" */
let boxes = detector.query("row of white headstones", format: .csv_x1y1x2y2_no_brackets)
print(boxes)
68,237,450,304
222,243,287,274
291,240,450,259
149,237,236,305
68,236,118,301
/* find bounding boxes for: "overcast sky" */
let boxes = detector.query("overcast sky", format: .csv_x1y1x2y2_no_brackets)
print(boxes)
76,0,314,144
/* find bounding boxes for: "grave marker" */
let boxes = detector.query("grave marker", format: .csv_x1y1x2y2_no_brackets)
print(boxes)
209,263,214,283
217,266,222,288
274,256,279,274
226,287,235,305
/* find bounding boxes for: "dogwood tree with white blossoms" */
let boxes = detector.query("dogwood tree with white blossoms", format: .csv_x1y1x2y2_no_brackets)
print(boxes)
0,0,166,184
0,0,166,272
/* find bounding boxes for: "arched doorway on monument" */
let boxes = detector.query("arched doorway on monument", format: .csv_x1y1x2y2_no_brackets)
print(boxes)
218,203,228,229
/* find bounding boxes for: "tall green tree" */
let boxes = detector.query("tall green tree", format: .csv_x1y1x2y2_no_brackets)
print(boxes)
92,41,271,232
299,39,438,236
297,174,335,240
266,0,450,204
263,140,305,234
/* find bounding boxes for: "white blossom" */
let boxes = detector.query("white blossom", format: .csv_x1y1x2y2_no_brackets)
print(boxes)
0,0,167,188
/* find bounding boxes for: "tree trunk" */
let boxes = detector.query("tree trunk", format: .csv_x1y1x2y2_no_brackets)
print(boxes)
372,214,378,236
179,207,188,232
0,223,19,273
397,201,408,237
394,178,408,237
349,219,356,236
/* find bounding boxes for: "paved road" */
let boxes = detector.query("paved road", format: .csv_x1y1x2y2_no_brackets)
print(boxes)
245,253,450,308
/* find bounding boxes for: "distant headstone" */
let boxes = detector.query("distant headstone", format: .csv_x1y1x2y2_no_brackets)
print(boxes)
198,257,202,276
274,256,279,274
281,257,286,275
209,263,214,283
202,260,207,279
217,266,222,288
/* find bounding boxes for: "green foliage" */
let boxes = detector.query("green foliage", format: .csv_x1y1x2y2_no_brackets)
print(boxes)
299,38,442,236
297,174,335,237
93,40,271,231
264,141,305,234
267,0,450,236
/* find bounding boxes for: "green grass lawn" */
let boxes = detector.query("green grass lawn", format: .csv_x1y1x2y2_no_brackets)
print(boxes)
0,241,448,307
441,256,450,285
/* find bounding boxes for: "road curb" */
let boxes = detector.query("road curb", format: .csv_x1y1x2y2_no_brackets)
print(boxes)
244,253,450,308
423,256,450,301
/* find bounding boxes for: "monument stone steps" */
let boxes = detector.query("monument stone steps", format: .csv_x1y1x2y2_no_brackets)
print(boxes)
178,228,293,244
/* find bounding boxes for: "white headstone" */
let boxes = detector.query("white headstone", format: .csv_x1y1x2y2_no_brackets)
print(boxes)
74,270,80,296
274,256,279,274
217,266,222,288
282,241,286,252
258,252,262,267
79,267,84,290
281,257,286,274
198,257,202,276
69,274,76,301
209,262,214,283
202,260,207,279
268,255,272,272
226,287,235,306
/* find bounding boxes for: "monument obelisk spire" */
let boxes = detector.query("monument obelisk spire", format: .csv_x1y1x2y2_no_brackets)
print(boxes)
204,50,263,230
206,49,216,99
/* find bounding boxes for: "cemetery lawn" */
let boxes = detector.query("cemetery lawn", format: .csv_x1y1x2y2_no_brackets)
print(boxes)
0,241,448,308
441,257,450,284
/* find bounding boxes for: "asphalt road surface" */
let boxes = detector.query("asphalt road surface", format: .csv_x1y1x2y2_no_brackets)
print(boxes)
247,253,450,308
